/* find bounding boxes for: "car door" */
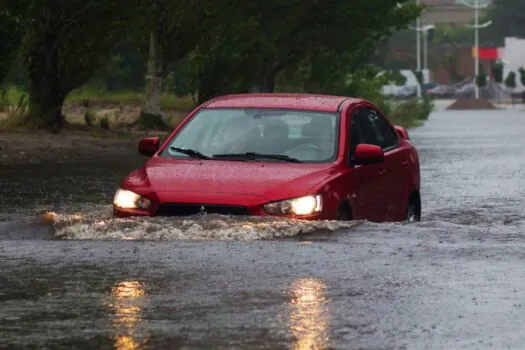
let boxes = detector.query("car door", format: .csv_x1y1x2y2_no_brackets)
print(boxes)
347,108,385,222
362,107,409,221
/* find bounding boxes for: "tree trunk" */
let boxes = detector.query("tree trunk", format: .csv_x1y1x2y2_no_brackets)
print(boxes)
27,49,66,132
138,31,167,130
143,31,161,116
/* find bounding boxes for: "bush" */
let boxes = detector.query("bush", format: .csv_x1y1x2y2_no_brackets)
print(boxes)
344,66,434,128
99,117,110,129
388,97,434,127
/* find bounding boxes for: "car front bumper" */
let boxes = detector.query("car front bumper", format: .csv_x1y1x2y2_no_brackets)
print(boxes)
113,203,325,220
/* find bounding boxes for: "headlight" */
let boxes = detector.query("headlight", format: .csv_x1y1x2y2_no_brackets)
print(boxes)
263,195,322,216
113,189,151,209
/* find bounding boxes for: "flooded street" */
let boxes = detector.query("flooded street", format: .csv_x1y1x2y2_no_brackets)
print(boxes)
2,108,525,349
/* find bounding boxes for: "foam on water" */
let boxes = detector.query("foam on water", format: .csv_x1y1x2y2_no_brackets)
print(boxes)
47,210,364,241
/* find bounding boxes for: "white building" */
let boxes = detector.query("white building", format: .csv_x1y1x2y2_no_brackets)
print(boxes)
499,37,525,93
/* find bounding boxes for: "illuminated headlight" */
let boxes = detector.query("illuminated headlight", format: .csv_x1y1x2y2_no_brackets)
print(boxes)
113,189,151,209
263,195,322,216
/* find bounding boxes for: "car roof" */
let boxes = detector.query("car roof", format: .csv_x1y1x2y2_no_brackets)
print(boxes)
204,93,364,113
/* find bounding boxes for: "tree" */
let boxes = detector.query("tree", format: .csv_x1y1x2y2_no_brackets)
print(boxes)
8,0,133,131
476,72,487,88
482,0,525,45
132,0,211,129
432,24,472,83
491,60,504,84
505,71,516,104
191,0,422,103
0,5,24,85
505,71,516,90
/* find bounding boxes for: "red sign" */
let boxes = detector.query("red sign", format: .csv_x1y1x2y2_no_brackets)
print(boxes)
472,47,500,60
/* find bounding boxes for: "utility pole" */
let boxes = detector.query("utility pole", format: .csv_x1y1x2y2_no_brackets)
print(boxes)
458,0,492,99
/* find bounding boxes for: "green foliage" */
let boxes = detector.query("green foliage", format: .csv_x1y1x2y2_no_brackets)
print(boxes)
83,109,95,126
432,24,472,46
0,84,28,122
344,66,395,102
476,72,487,88
482,0,525,45
5,0,135,130
99,117,110,129
389,97,434,124
343,65,434,128
1,0,426,131
137,111,169,131
0,4,24,84
505,71,517,89
491,61,504,84
131,0,212,70
377,97,434,128
190,0,422,102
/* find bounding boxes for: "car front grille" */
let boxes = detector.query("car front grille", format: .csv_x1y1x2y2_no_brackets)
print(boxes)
155,203,251,217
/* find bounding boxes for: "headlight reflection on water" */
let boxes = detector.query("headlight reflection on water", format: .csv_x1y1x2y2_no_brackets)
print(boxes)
108,280,149,350
287,278,331,350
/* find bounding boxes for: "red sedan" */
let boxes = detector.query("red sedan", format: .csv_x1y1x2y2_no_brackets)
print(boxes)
113,93,421,222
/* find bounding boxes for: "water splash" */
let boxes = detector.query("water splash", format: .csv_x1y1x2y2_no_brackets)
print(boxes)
46,210,363,241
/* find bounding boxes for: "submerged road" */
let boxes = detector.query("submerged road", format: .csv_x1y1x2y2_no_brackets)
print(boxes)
2,108,525,349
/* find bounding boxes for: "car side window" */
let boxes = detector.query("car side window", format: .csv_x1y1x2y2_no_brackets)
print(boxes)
348,109,376,164
349,115,362,154
352,108,380,146
362,108,398,150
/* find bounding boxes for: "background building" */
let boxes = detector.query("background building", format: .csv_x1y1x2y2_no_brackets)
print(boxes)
422,0,492,24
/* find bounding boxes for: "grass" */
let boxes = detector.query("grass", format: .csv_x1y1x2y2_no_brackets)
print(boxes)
1,84,435,135
1,85,196,111
0,85,190,137
67,89,196,110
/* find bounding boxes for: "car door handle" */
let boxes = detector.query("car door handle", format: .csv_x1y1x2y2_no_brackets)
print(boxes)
379,168,386,175
401,160,409,167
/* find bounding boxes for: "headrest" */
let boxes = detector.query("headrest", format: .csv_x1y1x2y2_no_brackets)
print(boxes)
301,118,333,138
263,119,289,138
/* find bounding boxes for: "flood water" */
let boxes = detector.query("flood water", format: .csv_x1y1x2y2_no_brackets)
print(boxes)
2,108,525,349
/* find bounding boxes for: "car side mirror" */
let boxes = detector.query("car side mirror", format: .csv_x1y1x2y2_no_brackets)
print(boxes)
394,125,410,140
138,137,160,157
352,144,384,165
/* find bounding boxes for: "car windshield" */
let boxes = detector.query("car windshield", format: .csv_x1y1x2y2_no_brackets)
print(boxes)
160,108,340,163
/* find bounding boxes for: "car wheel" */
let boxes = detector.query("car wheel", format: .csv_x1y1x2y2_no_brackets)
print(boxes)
336,206,352,221
405,200,421,223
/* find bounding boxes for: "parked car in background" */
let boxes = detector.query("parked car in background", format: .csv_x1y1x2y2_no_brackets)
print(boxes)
391,83,438,99
113,93,421,223
426,84,456,98
396,85,418,99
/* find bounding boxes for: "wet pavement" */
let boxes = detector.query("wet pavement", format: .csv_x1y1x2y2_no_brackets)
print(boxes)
2,109,525,349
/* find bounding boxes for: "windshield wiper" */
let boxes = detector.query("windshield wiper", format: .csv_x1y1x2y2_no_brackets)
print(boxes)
212,152,303,163
170,147,212,159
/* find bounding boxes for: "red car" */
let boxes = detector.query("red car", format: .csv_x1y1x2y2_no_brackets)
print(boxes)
113,93,421,222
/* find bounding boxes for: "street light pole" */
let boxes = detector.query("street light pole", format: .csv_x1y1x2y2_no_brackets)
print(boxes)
458,0,492,99
416,0,421,98
423,31,428,72
409,24,434,94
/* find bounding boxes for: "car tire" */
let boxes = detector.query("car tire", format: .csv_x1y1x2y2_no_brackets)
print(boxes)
336,206,352,221
405,199,421,223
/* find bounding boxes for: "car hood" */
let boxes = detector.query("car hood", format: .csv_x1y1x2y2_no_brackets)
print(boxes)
136,157,336,201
